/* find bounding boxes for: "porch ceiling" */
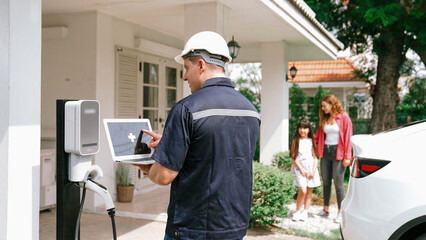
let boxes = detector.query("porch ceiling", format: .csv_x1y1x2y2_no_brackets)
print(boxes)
42,0,343,61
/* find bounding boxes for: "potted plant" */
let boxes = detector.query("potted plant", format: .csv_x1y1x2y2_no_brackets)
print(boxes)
116,163,135,202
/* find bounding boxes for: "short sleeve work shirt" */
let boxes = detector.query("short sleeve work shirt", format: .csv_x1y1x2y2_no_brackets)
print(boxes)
151,77,260,240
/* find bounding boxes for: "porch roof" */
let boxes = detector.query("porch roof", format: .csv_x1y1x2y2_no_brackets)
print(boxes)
42,0,343,62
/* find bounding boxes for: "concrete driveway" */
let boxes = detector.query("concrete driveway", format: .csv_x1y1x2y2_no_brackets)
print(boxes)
40,185,312,240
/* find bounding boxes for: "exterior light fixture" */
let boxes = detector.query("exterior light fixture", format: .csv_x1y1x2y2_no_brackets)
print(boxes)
287,65,298,81
227,35,240,62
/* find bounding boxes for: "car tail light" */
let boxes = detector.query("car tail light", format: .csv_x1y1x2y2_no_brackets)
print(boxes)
351,157,390,178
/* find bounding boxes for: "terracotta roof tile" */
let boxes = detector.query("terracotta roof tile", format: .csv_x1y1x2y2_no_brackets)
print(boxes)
288,58,364,83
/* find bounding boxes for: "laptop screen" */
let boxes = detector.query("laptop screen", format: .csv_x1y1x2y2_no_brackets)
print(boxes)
104,119,153,161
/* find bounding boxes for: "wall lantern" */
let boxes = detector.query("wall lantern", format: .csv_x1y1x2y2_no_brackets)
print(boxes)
227,35,240,62
287,65,298,81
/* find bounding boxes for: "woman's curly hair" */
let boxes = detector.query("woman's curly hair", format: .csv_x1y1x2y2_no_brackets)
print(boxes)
319,95,344,128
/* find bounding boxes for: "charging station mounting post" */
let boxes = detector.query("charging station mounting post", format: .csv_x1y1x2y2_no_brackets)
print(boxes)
56,99,81,240
57,99,116,240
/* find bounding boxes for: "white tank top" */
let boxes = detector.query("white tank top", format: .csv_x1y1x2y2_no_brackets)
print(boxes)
324,122,339,145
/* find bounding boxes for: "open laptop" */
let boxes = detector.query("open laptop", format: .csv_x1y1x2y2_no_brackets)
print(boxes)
103,118,155,165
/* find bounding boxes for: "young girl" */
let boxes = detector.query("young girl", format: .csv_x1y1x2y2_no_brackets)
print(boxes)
291,119,321,222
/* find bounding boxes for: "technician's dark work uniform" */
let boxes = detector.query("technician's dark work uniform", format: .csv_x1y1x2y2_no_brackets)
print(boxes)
152,77,260,240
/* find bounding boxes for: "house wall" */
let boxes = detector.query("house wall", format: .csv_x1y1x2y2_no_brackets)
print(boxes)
42,11,100,210
42,12,98,146
94,12,183,207
41,11,184,208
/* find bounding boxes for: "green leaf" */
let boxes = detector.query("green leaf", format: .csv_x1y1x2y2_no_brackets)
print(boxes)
364,6,400,26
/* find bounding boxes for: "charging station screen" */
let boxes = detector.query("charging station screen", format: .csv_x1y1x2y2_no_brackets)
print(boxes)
80,101,99,155
107,122,152,158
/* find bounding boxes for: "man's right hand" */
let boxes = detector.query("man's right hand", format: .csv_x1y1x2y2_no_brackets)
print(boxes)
142,129,162,149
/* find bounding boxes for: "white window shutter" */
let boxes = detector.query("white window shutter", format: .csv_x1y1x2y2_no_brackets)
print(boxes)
115,49,140,184
116,50,138,118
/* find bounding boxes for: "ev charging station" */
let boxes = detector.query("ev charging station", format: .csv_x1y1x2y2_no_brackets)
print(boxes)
56,100,116,240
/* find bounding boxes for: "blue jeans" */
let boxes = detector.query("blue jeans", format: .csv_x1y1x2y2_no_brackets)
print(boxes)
164,235,243,240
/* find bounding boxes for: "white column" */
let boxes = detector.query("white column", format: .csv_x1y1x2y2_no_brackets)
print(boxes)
182,1,230,97
0,0,41,239
260,41,289,165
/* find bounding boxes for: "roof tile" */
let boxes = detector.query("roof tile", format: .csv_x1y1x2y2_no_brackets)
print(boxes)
288,59,364,83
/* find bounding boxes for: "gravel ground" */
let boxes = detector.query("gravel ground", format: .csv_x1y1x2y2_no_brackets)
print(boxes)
275,203,341,238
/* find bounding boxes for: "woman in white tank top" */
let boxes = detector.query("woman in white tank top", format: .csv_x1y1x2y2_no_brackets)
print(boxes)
314,95,353,223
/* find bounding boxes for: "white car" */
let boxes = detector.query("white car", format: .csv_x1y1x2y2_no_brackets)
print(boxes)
341,120,426,240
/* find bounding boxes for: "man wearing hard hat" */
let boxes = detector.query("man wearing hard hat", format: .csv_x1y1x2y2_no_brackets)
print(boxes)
137,31,260,240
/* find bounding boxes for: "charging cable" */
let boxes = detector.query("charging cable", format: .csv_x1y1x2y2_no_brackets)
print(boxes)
107,208,117,239
75,182,87,240
75,179,117,240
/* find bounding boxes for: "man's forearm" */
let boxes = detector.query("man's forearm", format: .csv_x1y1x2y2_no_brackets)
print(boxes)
148,162,178,186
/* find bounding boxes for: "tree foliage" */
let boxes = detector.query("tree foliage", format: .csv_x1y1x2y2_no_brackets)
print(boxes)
289,84,371,135
308,86,331,132
306,0,426,58
289,84,331,134
396,78,426,125
237,86,260,112
230,63,261,112
289,83,307,139
305,0,426,133
231,63,262,160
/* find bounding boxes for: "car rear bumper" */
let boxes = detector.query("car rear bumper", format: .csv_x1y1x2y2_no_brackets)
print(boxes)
341,205,392,240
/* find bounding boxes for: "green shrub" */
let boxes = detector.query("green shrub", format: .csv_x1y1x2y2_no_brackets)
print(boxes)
250,162,296,226
272,151,293,172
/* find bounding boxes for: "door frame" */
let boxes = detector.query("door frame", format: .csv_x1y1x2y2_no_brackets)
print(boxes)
137,52,183,133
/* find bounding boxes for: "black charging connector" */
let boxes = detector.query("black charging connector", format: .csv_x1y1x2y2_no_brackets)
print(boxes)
107,208,117,240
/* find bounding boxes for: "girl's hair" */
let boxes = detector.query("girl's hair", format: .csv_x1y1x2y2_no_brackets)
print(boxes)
319,95,344,128
290,119,319,160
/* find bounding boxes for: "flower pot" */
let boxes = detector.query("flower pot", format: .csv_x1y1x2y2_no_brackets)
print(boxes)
117,184,135,203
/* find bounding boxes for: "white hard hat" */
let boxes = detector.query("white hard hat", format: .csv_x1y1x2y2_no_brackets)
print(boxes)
175,31,232,67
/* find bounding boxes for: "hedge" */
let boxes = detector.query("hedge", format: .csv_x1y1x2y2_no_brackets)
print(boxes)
250,162,296,226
